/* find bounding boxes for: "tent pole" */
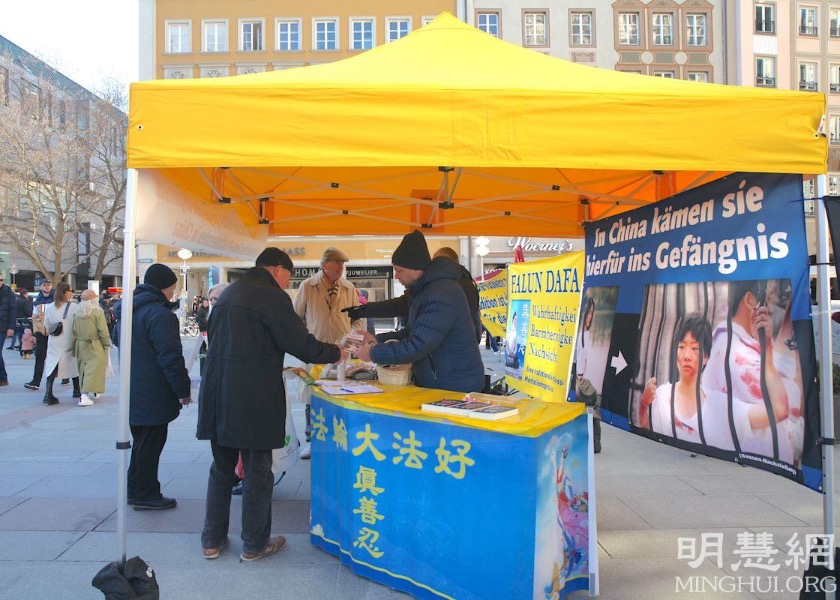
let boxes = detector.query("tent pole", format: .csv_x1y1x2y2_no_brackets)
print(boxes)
815,174,835,593
116,168,139,566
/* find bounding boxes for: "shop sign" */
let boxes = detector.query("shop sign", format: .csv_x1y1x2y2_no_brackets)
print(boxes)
506,237,575,253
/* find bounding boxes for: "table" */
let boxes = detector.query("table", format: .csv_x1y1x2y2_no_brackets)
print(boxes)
309,385,594,599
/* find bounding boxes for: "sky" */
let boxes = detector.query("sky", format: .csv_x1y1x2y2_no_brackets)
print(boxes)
0,1,139,93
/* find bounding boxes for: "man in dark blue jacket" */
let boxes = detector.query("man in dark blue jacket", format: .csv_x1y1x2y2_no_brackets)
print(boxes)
197,248,343,561
356,231,484,394
0,275,16,386
128,264,191,511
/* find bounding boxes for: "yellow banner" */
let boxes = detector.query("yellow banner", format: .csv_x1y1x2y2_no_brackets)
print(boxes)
504,253,585,403
476,269,507,338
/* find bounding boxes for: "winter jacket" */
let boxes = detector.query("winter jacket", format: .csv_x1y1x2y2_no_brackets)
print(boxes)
31,290,53,335
15,295,32,319
348,262,482,342
371,257,484,393
0,284,17,331
197,267,340,451
293,271,364,343
129,285,190,426
195,305,209,332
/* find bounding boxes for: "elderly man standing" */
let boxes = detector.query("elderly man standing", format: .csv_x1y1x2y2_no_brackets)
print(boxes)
293,247,364,458
198,248,344,562
356,231,485,394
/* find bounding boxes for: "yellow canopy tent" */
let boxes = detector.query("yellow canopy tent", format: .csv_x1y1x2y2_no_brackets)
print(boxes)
127,13,825,241
117,13,830,569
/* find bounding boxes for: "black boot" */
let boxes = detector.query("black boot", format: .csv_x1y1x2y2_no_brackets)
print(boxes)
593,417,602,454
71,377,81,399
43,374,58,405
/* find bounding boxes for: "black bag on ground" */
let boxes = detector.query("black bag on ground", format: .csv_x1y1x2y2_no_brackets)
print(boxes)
92,556,160,600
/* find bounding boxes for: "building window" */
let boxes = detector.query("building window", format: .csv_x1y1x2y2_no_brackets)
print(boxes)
477,12,500,37
831,64,840,92
755,4,775,33
422,16,436,27
24,82,40,118
164,68,189,79
76,99,89,131
799,62,818,91
652,13,674,45
350,19,375,50
524,11,548,47
653,70,675,78
799,6,818,36
618,12,641,45
276,19,301,51
686,14,707,46
829,175,840,196
803,178,815,199
756,56,775,86
832,8,840,37
830,116,840,144
687,71,709,82
237,65,266,75
313,19,338,50
0,67,7,105
57,99,66,125
203,20,228,52
240,19,264,51
386,18,411,43
166,20,191,53
571,12,593,46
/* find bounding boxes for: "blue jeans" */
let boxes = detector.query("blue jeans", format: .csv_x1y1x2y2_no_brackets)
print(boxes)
202,442,274,554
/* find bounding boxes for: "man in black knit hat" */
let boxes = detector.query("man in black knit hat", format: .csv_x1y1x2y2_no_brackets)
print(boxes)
128,263,192,511
356,231,484,393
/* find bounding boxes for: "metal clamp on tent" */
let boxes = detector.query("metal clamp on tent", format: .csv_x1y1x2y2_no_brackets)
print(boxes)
818,438,840,446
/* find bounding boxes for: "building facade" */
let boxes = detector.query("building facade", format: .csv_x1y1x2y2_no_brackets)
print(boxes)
0,35,125,291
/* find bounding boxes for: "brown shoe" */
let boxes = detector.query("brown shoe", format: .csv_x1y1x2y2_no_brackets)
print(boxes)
240,536,286,562
202,537,229,560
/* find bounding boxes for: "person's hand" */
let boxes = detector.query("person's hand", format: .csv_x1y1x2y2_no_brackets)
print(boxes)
338,347,351,363
355,341,374,363
6,329,12,338
341,306,365,321
750,305,774,348
179,396,192,406
357,330,377,344
640,377,657,409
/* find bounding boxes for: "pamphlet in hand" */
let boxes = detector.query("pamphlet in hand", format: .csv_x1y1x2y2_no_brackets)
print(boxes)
284,367,316,385
341,331,365,357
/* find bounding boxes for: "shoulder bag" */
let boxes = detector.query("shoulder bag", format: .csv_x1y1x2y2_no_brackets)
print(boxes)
48,303,70,336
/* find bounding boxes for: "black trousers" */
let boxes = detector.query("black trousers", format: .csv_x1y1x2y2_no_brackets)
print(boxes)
202,442,273,554
127,424,169,501
31,332,48,384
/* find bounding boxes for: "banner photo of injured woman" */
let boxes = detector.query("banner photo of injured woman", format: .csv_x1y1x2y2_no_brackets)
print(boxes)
577,172,820,491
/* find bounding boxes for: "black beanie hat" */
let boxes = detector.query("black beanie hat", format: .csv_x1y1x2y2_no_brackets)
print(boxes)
392,230,432,270
256,247,294,271
144,263,178,290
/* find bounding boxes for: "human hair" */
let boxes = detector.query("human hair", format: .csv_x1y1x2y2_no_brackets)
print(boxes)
208,282,229,301
728,280,763,318
76,295,102,320
433,247,459,262
582,297,595,331
54,282,72,308
674,312,712,361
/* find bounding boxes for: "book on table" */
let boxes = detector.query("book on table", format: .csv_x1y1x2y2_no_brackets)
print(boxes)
467,404,519,420
420,398,519,420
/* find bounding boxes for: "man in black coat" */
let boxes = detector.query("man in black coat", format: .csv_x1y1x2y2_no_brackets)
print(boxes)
128,264,191,511
8,289,32,350
197,248,343,562
25,281,53,390
0,275,17,385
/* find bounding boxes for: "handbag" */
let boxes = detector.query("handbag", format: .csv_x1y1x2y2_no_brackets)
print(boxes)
48,303,70,336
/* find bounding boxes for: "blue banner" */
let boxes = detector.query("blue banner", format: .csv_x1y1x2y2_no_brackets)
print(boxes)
577,173,821,491
310,393,591,599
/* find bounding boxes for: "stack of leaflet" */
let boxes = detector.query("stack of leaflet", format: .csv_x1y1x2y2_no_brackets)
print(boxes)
421,398,519,420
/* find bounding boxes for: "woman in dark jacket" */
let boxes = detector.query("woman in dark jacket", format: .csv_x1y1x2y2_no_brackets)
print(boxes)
127,264,191,511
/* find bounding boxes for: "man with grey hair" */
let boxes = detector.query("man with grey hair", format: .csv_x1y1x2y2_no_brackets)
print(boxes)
293,247,364,458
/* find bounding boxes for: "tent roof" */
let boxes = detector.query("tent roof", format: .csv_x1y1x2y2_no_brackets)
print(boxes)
127,13,826,238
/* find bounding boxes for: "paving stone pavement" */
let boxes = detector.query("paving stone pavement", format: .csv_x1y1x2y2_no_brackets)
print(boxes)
0,341,836,599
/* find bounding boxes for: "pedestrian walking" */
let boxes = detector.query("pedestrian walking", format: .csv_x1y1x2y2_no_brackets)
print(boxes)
25,281,54,391
71,290,111,407
42,282,80,405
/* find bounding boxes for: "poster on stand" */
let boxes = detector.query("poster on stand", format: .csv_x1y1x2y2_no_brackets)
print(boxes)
476,269,508,338
576,173,821,491
505,253,585,403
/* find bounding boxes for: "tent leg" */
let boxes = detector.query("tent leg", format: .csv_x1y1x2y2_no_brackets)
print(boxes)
116,169,139,566
816,174,835,600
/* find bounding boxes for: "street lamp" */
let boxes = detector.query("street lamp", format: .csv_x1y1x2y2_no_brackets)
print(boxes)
475,237,490,281
177,248,193,329
8,264,18,288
